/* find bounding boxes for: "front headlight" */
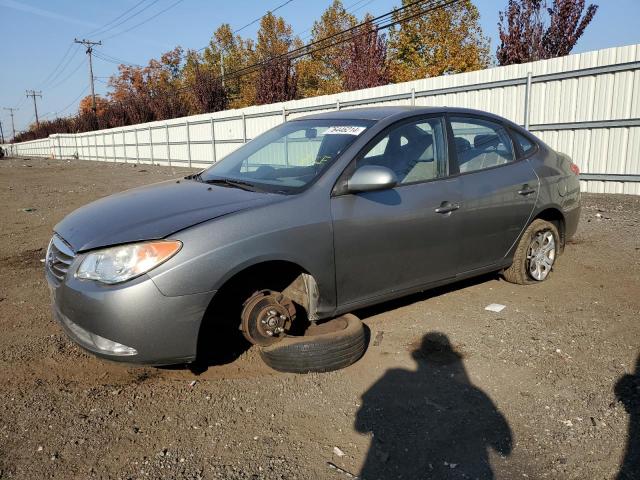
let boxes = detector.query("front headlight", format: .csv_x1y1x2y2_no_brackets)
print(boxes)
75,240,182,284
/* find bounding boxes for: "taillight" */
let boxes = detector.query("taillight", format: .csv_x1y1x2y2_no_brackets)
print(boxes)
569,162,580,176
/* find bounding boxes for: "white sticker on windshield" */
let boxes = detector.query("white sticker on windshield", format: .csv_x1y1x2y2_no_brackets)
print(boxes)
324,126,366,135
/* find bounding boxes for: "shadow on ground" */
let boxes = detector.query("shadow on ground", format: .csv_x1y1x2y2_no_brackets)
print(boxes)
355,332,512,479
615,354,640,480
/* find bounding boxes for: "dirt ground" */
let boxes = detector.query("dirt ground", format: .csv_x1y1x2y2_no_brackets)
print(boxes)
0,157,638,480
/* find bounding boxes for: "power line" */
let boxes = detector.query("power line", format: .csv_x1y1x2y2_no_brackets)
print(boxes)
57,85,90,115
45,46,82,88
233,0,295,35
84,0,160,38
39,42,76,87
93,50,142,68
49,57,86,90
102,0,186,41
216,0,458,86
197,0,296,52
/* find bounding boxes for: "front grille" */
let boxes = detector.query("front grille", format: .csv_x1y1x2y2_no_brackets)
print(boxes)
46,234,76,284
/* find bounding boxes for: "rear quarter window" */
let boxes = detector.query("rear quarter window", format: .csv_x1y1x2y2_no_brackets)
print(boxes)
512,130,536,156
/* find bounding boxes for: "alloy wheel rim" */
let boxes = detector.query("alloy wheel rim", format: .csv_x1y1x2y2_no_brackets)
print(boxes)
527,230,556,281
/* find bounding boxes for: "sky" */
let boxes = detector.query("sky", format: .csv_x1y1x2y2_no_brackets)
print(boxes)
1,0,639,137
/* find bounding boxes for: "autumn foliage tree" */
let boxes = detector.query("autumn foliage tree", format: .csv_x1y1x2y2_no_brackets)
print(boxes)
341,18,389,92
388,0,490,81
16,0,510,142
497,0,598,65
297,0,358,97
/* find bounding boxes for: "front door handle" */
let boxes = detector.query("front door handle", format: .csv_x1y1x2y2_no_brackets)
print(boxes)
435,201,460,214
518,184,536,196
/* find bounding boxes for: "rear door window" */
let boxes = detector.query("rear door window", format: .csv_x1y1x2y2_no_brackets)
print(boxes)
449,117,515,173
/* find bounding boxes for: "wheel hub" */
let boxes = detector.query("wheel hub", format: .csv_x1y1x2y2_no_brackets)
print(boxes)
241,290,296,346
526,230,556,281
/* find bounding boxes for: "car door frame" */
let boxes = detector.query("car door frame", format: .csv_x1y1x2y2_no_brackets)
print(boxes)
444,112,541,273
329,112,468,313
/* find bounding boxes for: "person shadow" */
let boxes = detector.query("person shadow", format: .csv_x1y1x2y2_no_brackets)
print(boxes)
615,355,640,480
355,332,512,479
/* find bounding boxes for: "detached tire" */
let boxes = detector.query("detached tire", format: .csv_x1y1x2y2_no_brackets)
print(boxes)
503,218,560,285
259,314,366,373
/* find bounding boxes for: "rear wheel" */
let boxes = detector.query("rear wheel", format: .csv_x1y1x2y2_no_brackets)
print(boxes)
503,219,560,285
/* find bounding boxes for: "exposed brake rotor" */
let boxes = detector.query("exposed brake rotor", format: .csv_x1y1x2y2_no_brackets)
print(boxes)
240,290,297,346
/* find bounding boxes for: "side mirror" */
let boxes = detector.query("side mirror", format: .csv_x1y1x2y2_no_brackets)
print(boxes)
347,165,398,193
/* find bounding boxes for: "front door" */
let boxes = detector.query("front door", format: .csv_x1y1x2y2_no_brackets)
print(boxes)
331,115,463,308
448,115,539,273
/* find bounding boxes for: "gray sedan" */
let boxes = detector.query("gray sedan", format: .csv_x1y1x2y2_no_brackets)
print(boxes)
45,107,580,368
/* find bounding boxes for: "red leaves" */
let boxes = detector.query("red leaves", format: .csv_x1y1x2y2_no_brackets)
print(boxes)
497,0,599,66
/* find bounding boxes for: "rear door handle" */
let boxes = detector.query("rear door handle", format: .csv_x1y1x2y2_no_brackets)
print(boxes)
435,201,460,214
518,185,536,196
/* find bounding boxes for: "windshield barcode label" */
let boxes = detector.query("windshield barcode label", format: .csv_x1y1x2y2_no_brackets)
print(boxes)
324,126,366,135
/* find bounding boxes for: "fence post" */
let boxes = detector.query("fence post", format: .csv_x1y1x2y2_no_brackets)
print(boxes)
210,118,216,163
112,132,116,163
134,128,140,164
185,120,192,168
282,106,287,123
73,135,78,159
242,113,247,143
103,132,107,161
411,88,416,107
57,136,62,160
336,98,340,110
122,131,127,163
165,124,171,167
524,71,532,130
149,126,154,165
94,133,98,161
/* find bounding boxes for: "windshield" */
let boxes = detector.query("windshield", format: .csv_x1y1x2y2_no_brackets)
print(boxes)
197,119,374,193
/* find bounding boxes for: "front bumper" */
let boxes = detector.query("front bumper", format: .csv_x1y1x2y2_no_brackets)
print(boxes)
46,268,216,365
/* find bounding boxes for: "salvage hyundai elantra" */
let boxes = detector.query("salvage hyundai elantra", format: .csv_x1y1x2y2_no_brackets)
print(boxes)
45,106,580,370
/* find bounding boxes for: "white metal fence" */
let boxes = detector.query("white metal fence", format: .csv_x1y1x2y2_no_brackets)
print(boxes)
3,43,640,194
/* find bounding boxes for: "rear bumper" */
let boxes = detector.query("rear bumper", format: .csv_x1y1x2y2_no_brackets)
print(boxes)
47,269,216,365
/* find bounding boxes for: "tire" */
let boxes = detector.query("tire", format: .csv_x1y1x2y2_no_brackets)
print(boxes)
503,218,560,285
259,314,367,373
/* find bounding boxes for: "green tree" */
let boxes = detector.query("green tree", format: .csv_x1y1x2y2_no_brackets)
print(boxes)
253,12,298,104
203,24,255,108
388,0,490,82
298,0,358,97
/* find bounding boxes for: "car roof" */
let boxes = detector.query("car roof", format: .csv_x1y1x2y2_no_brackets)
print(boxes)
294,106,517,126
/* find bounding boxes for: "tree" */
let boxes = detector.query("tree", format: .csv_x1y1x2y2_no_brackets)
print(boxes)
297,0,357,97
497,0,599,65
203,24,255,108
388,0,490,82
254,13,298,105
79,95,109,116
183,51,228,114
340,17,389,92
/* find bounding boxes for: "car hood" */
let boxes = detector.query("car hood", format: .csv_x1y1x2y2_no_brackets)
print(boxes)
55,179,280,252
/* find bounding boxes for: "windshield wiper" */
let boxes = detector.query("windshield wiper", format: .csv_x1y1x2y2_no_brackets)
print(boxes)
204,177,258,192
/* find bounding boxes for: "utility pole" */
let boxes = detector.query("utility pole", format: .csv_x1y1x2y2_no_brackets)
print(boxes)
74,38,102,114
0,120,4,144
25,90,42,127
3,107,17,140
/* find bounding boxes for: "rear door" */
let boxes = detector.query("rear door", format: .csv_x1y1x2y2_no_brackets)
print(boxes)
448,115,538,273
331,115,463,308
